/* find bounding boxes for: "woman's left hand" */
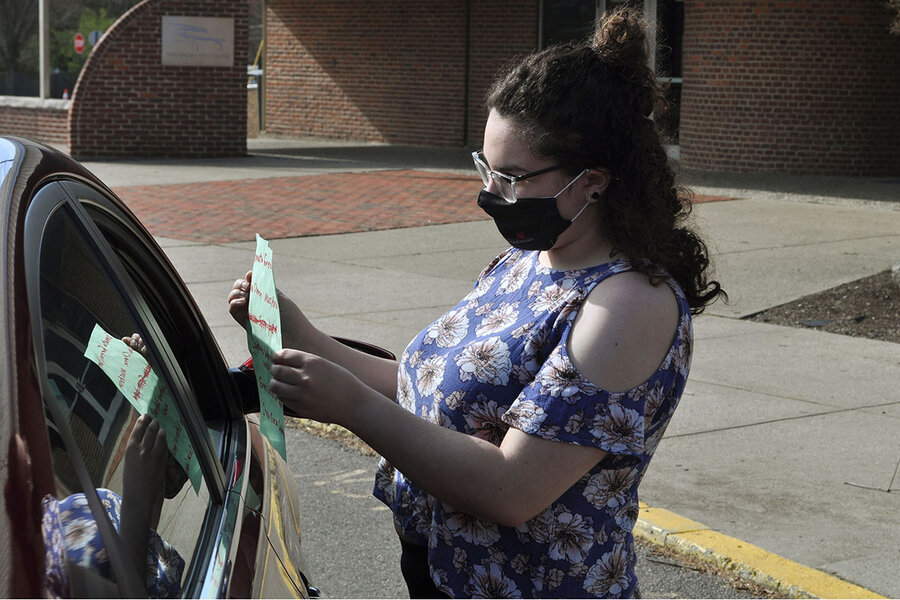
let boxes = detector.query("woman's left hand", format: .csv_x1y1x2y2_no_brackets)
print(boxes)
269,348,367,425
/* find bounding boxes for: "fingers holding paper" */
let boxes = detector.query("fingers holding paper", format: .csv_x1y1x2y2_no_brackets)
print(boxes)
227,270,253,326
270,348,366,425
228,270,319,353
121,332,147,355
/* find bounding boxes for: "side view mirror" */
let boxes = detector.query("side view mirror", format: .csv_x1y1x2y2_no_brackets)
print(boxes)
229,337,396,416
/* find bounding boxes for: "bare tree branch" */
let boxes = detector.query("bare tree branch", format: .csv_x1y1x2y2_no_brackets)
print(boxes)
0,0,39,70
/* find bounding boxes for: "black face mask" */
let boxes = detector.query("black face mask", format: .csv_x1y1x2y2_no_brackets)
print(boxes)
477,189,588,251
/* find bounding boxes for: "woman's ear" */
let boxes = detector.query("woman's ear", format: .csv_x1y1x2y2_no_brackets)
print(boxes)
585,168,612,201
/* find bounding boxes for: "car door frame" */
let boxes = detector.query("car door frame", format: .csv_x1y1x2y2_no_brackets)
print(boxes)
21,172,250,597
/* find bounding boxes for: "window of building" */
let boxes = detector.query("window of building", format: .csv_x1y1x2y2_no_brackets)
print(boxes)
539,0,685,140
655,0,684,142
541,0,597,46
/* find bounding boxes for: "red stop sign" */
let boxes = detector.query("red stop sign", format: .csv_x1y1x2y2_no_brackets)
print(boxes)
74,33,85,54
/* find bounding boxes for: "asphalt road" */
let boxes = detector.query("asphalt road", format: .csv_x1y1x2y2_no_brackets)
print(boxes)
284,427,767,599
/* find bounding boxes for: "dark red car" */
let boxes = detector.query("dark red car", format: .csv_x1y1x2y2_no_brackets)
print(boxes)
0,136,323,598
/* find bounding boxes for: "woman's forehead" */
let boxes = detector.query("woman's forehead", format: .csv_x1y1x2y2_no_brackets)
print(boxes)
483,111,549,173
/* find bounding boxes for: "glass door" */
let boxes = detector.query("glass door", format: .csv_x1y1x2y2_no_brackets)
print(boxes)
539,0,682,141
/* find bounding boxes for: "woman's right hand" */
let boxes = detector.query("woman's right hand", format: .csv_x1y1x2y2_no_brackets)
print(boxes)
227,270,253,326
228,269,398,397
230,271,314,349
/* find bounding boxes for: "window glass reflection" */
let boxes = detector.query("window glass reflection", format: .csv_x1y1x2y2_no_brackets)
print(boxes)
37,204,209,597
77,187,231,461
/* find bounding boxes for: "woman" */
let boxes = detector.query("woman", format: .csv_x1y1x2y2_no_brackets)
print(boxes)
229,7,724,598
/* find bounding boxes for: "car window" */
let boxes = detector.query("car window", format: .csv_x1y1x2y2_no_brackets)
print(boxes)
30,191,213,597
62,181,242,447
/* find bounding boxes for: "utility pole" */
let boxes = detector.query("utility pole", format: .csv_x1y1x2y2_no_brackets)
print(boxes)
39,0,50,98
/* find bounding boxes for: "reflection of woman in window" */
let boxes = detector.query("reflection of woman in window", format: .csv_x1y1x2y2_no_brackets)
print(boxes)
122,332,190,500
41,414,184,598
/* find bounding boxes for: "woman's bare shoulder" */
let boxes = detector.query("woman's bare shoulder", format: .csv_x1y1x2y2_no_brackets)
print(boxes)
568,270,680,392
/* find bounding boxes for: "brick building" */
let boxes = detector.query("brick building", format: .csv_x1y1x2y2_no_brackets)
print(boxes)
1,0,897,173
264,0,900,175
0,0,248,159
68,0,248,159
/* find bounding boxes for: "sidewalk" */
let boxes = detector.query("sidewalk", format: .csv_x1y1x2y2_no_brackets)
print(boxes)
84,139,900,598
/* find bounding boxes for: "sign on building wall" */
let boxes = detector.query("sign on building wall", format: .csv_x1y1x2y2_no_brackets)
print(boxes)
161,16,234,67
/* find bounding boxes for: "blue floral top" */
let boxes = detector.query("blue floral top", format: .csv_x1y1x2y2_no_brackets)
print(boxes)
41,490,184,598
374,249,693,598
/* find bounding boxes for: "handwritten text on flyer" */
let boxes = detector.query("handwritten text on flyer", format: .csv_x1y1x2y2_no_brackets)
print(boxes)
83,324,202,494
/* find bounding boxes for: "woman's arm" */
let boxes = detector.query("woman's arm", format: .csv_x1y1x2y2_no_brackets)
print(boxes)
351,392,607,527
568,271,679,393
277,292,400,399
120,415,167,583
229,272,399,399
270,349,604,527
269,272,680,527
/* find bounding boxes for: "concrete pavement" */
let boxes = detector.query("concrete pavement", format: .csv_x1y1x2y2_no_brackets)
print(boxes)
82,138,900,598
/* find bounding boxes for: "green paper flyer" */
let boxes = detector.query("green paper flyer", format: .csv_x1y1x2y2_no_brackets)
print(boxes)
247,234,287,459
83,324,203,494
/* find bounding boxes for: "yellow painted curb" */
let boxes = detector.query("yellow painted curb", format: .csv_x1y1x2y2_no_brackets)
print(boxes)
634,503,886,599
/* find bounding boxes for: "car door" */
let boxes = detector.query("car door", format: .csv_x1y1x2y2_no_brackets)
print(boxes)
16,166,307,597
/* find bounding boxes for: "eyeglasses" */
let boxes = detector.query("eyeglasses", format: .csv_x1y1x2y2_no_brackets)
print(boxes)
472,150,568,204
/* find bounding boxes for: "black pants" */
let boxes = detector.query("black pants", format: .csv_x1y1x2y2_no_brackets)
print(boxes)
399,539,450,599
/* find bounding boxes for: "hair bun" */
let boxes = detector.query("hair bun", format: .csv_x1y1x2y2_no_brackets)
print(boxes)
590,6,656,116
591,6,650,72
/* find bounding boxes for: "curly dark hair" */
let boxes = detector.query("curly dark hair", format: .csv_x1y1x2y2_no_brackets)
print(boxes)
485,6,725,314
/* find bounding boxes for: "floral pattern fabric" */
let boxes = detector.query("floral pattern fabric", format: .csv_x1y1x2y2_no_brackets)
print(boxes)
374,249,693,598
41,495,70,598
41,489,184,598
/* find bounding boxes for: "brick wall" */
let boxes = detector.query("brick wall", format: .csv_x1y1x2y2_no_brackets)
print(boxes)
69,0,248,159
680,0,900,175
467,1,539,147
0,98,69,145
264,0,536,147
